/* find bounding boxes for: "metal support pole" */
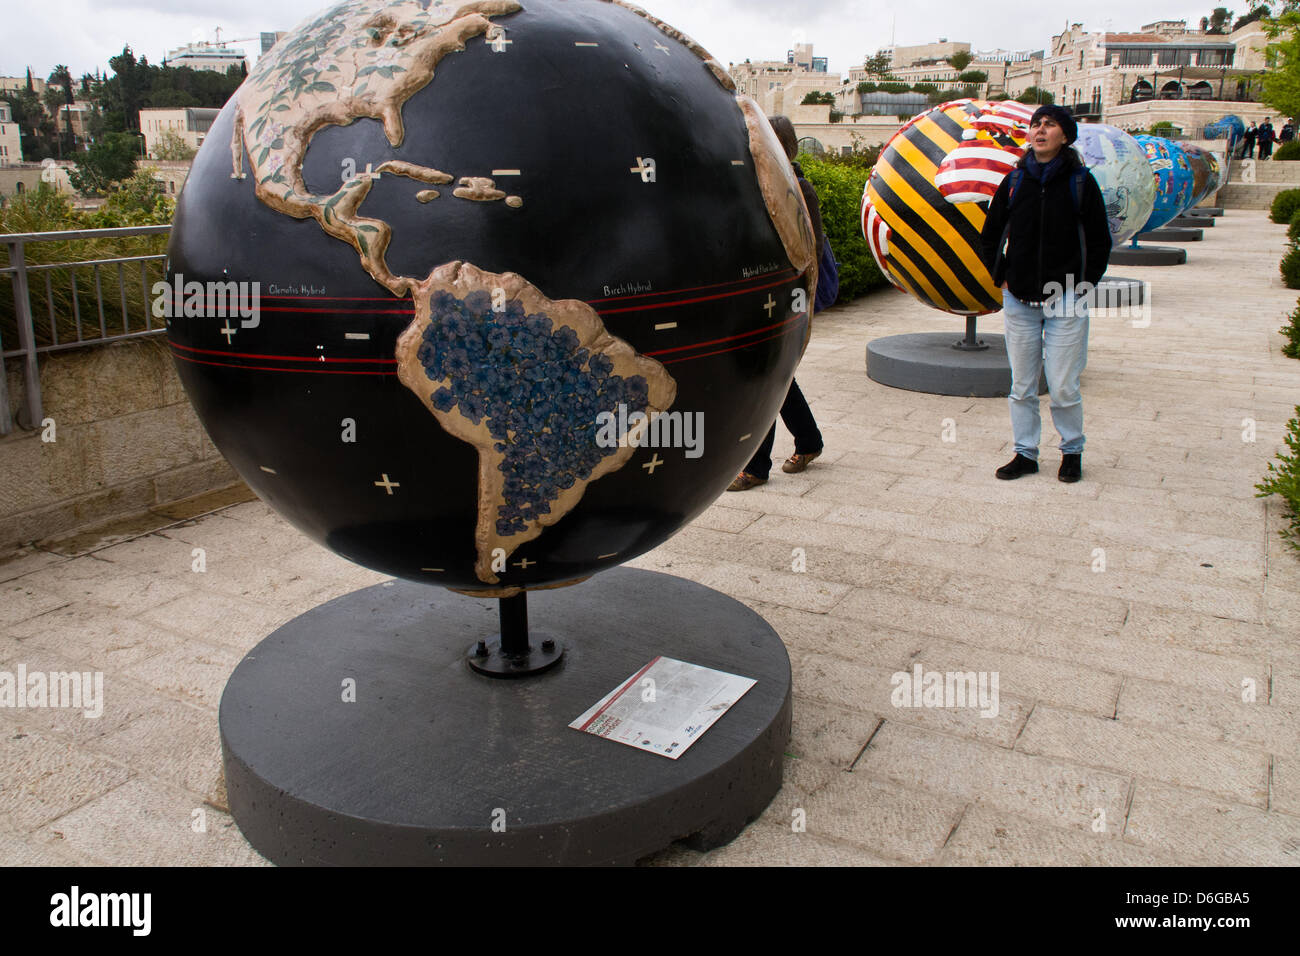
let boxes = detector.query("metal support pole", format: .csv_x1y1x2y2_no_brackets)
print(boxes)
952,315,988,351
7,240,42,430
498,592,530,658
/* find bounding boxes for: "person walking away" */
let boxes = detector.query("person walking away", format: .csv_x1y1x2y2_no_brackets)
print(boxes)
1258,117,1276,160
727,115,833,491
978,105,1112,483
1282,120,1295,145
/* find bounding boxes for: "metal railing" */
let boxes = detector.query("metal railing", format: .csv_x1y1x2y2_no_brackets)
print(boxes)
1,224,171,435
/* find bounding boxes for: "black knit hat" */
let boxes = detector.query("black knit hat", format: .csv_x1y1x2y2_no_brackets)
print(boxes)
1030,104,1078,145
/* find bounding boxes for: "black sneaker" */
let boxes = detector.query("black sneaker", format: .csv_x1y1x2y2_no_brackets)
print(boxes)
1058,454,1082,483
995,454,1039,480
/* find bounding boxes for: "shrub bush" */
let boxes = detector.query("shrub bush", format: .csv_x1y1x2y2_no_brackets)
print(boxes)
1281,242,1300,288
1257,406,1300,551
798,152,888,304
1273,188,1300,223
958,70,988,83
878,82,910,94
856,81,877,93
0,180,172,347
1280,297,1300,359
1274,140,1300,161
1288,209,1300,242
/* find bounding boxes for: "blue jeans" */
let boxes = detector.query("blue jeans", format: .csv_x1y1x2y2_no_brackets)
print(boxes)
1002,289,1088,459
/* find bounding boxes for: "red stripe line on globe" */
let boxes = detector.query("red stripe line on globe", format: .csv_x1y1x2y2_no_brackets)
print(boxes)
170,352,398,376
645,314,801,357
170,340,397,364
254,305,417,315
659,322,804,365
595,275,797,316
587,269,798,303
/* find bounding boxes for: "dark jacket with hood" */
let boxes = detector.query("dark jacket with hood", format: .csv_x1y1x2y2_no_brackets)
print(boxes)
978,146,1112,305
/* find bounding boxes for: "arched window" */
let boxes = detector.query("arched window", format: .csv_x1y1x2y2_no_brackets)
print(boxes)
1188,80,1214,100
1131,80,1154,102
15,181,24,194
1159,80,1184,99
797,136,825,155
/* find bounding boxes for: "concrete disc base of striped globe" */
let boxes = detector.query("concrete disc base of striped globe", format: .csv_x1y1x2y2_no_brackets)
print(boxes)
1137,227,1204,242
1172,214,1215,227
220,568,791,866
1186,207,1224,217
1095,277,1148,307
866,332,1047,398
1110,245,1188,266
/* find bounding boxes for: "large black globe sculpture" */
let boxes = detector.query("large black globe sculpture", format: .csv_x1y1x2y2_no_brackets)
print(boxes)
166,0,807,865
168,0,813,596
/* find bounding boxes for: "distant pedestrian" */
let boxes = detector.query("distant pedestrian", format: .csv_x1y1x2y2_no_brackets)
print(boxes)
1244,122,1257,159
1282,120,1295,144
727,115,829,492
1259,117,1276,159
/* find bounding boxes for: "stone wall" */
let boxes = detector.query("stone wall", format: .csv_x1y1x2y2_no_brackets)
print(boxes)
0,336,238,552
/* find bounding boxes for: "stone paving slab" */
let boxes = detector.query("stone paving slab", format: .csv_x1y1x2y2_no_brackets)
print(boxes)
1,209,1299,866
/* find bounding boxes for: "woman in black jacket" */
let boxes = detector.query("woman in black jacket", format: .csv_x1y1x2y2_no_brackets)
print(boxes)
978,105,1111,483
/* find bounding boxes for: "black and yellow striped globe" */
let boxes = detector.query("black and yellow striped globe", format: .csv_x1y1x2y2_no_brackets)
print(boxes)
863,100,1030,316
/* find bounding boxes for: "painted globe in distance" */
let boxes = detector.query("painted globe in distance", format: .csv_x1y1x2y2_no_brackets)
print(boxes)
861,98,1034,316
1071,124,1157,246
1133,135,1196,233
1181,144,1223,209
164,0,816,595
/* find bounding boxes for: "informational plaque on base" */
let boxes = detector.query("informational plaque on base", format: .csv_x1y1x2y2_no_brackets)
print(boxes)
570,656,757,759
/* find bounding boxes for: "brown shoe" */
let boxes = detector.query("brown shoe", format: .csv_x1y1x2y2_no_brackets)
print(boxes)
726,472,767,492
782,450,822,474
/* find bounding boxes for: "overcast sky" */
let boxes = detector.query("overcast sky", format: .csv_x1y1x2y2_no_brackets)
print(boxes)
4,0,1245,82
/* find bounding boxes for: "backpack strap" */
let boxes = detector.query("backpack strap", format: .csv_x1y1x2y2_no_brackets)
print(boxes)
996,168,1024,267
1071,168,1088,285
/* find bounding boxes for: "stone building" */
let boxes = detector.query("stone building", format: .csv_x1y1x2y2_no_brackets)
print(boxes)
139,108,220,159
730,43,842,117
1044,18,1269,124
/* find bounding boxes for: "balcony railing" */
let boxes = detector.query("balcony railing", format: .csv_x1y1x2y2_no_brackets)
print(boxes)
1,224,170,436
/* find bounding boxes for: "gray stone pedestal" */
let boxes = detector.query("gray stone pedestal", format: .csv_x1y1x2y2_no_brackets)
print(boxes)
866,331,1046,398
220,568,792,866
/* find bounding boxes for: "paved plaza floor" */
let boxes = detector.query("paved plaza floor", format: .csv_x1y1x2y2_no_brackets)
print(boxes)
2,209,1299,866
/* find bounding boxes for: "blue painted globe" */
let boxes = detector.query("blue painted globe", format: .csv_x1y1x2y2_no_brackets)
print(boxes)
1133,135,1196,233
1072,124,1157,246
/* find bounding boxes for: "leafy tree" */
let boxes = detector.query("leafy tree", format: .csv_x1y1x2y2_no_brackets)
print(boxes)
862,50,894,79
959,70,988,83
1,88,55,160
857,81,877,93
949,50,974,72
84,169,174,227
69,131,139,196
1017,86,1055,105
153,129,197,160
878,81,911,94
800,91,835,105
1261,11,1300,118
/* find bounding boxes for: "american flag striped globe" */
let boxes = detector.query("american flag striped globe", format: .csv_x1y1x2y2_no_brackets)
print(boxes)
861,99,1031,316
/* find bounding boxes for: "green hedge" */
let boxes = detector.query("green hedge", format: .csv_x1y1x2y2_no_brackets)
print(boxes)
797,152,888,305
1281,297,1300,359
1281,242,1300,289
1271,188,1300,223
1257,406,1300,551
1274,140,1300,161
